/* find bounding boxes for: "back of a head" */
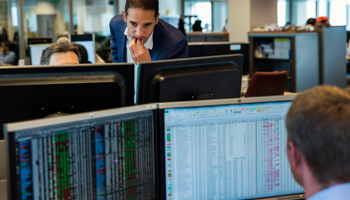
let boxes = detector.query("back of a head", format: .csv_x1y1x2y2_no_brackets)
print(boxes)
306,18,316,26
286,85,350,184
40,42,81,65
125,0,159,17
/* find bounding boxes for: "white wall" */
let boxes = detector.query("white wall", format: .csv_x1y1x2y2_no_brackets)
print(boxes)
228,0,277,43
159,0,180,16
250,0,277,28
228,0,250,43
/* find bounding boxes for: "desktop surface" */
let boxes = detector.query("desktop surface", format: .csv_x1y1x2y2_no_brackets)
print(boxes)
158,96,304,200
4,104,157,200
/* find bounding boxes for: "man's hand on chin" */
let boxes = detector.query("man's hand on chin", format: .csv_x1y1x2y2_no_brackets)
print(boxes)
129,38,151,65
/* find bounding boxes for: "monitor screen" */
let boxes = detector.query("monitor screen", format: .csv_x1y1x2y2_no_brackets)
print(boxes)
4,104,157,200
71,34,95,64
137,55,243,104
158,96,304,200
0,63,134,139
29,44,52,65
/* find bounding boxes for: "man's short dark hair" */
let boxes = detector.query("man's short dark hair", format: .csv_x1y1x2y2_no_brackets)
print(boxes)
1,40,11,47
40,42,81,65
286,86,350,184
125,0,159,17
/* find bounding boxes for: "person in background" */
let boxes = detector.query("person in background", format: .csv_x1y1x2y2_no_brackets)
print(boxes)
305,18,316,26
57,36,103,64
315,16,330,27
0,40,16,66
286,85,350,199
109,0,188,64
40,42,80,65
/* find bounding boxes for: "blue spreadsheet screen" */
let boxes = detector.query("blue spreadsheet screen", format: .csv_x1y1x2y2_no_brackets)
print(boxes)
163,101,304,200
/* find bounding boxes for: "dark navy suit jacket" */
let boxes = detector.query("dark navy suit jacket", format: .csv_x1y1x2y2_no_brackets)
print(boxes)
109,15,188,63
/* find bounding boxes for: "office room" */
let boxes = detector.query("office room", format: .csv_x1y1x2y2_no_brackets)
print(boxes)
0,0,350,199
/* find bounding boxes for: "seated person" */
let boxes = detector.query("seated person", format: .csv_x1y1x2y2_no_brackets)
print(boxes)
0,40,16,66
57,36,100,64
40,42,81,65
286,85,350,199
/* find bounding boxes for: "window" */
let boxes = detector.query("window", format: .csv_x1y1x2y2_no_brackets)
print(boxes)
184,1,212,32
329,1,347,26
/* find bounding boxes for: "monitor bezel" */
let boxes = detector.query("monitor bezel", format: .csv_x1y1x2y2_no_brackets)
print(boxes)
0,63,135,139
4,103,158,200
136,54,244,105
156,95,300,200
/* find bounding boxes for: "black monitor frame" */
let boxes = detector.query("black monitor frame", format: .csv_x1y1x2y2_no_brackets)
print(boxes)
0,63,134,139
188,42,250,75
4,104,158,200
155,96,304,200
136,55,243,105
27,37,52,49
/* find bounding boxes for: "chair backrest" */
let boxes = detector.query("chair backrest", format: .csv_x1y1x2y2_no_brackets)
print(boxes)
245,71,288,97
8,43,19,65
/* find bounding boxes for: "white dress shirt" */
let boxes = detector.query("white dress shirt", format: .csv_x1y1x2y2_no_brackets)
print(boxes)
124,27,154,103
307,182,350,200
124,27,154,64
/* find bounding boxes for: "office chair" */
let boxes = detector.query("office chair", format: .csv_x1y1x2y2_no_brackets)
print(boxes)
245,71,288,97
8,43,19,65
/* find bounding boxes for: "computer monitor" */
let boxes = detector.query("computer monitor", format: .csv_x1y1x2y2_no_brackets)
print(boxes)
4,104,157,200
188,42,250,75
27,37,52,49
137,55,243,104
29,43,53,65
70,34,96,64
0,63,134,139
27,38,53,59
157,95,305,200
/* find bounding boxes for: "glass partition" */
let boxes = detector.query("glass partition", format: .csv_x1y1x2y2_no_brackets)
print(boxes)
1,0,20,65
73,0,115,63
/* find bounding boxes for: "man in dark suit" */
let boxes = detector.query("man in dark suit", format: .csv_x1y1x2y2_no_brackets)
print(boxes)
109,0,188,64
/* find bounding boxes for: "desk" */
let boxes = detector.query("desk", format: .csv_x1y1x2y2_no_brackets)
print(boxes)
188,32,229,42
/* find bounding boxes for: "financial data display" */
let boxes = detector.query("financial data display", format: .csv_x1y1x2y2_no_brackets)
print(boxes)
163,101,303,200
8,110,155,200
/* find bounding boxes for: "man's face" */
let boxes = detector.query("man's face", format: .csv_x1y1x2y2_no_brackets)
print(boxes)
123,8,159,44
0,43,8,53
49,51,79,65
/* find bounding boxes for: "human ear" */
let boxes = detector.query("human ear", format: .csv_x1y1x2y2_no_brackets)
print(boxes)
123,10,127,23
287,141,302,169
155,13,160,25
